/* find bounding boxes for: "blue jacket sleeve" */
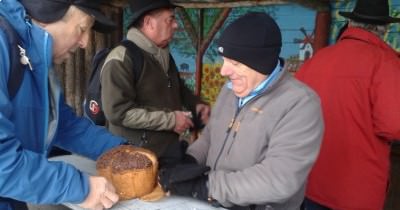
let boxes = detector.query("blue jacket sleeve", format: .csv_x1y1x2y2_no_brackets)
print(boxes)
54,97,125,160
0,91,91,204
0,138,90,204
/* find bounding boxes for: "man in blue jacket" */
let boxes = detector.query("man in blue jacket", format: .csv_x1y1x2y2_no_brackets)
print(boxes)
0,0,126,209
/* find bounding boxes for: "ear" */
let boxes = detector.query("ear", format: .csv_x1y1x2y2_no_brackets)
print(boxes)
143,15,155,30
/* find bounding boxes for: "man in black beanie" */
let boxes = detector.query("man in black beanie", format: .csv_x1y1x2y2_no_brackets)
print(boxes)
0,0,127,210
296,0,400,209
159,12,324,210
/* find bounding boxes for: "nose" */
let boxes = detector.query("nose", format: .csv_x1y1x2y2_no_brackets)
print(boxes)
220,63,231,76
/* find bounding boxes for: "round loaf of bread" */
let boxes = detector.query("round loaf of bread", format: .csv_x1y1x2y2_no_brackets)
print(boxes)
96,145,158,200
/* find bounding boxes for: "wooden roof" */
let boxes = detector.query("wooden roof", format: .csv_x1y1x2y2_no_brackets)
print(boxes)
108,0,330,11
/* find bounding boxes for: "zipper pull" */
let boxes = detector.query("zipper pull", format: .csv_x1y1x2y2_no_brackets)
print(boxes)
233,121,240,138
226,118,234,133
18,45,33,71
228,118,234,129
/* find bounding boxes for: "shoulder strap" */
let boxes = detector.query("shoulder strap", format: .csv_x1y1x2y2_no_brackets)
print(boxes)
89,48,110,82
119,40,144,83
0,16,24,100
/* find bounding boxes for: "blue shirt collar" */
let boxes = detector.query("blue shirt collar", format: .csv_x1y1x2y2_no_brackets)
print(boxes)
227,59,283,108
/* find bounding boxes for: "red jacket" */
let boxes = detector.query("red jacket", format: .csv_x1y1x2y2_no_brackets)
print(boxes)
296,27,400,210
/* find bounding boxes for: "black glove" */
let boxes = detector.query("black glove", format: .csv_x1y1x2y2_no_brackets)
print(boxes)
191,110,206,131
159,163,210,200
182,153,198,164
229,205,258,210
158,140,188,168
158,140,197,168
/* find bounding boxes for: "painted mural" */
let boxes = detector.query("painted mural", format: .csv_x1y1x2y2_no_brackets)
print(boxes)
124,0,400,105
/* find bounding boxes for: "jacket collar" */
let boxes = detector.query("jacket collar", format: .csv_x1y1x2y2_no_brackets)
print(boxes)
127,27,170,72
339,27,396,54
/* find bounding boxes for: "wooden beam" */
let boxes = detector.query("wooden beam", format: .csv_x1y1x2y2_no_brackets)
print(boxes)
107,0,330,11
173,0,287,8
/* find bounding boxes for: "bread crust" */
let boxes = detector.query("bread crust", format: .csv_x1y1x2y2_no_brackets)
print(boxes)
96,145,159,200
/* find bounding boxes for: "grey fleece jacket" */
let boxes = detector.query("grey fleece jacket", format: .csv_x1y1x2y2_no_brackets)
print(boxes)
187,70,324,210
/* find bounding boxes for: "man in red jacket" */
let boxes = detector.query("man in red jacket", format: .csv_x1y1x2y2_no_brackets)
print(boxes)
296,0,400,209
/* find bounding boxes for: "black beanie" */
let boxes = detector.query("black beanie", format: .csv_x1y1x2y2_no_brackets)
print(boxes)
217,12,282,75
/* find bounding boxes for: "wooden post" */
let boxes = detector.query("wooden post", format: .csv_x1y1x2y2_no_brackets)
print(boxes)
313,10,331,52
195,9,204,96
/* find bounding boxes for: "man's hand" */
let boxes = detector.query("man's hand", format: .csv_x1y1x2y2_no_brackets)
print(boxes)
78,176,119,210
173,111,194,134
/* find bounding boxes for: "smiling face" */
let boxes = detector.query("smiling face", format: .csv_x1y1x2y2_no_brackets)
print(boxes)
220,57,268,98
40,6,95,64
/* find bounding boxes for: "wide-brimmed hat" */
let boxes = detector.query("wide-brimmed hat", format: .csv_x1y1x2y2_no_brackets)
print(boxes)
339,0,400,25
217,12,282,75
20,0,116,33
128,0,179,24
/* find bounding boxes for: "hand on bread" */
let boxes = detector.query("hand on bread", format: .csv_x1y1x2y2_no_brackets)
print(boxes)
78,175,119,210
96,145,164,201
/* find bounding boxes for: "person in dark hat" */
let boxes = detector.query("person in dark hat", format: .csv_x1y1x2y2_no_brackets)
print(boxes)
0,0,128,209
100,0,210,166
158,12,324,210
296,0,400,209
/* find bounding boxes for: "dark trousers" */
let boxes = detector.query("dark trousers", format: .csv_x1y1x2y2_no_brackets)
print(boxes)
384,143,400,210
48,146,71,158
0,197,28,210
229,205,265,210
303,198,332,210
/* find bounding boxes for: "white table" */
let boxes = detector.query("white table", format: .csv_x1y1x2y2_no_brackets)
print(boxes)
50,155,226,210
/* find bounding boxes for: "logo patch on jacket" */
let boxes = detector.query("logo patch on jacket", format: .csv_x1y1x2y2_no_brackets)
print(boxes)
89,100,100,115
251,107,263,114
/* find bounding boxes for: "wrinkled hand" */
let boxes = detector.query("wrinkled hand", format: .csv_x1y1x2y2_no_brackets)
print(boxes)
159,163,210,201
78,176,119,210
174,111,194,134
